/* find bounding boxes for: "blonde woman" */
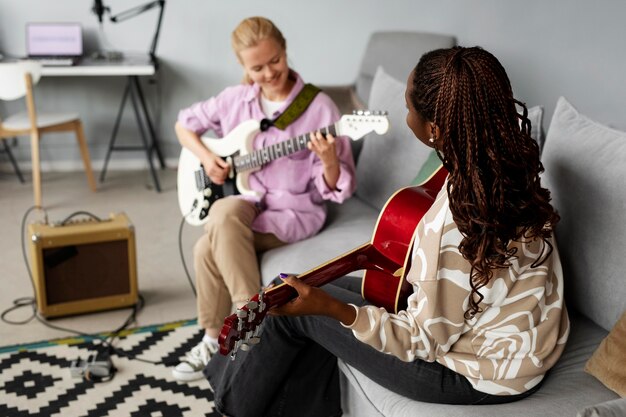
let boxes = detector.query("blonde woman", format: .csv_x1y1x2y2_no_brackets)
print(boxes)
173,16,356,382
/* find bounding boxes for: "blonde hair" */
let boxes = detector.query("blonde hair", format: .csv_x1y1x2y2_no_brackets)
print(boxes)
231,16,287,84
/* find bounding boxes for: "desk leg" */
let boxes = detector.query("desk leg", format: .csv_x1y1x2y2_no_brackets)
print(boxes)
130,76,166,169
100,79,130,183
2,138,25,183
99,75,163,192
128,76,162,192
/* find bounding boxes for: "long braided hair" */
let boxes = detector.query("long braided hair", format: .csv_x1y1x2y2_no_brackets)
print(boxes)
409,46,559,319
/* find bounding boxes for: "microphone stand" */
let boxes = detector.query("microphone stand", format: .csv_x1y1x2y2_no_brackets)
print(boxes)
95,0,167,191
108,0,165,69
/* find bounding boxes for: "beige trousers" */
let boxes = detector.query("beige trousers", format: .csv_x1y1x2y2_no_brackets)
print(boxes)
194,197,285,330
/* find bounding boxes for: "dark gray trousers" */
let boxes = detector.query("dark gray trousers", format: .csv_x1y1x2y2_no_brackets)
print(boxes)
205,277,539,417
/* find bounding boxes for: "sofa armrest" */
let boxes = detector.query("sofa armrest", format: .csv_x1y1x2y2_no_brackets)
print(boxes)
321,84,366,115
577,398,626,417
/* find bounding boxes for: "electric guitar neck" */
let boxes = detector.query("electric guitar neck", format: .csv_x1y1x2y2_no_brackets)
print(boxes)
177,111,390,226
218,165,448,358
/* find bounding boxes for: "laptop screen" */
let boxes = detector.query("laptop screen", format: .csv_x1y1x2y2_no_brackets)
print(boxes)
26,23,83,57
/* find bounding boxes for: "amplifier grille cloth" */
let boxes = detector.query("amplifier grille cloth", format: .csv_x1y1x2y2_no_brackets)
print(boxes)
43,239,130,304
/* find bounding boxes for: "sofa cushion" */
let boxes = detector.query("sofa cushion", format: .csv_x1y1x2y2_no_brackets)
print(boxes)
541,96,626,331
527,104,545,148
339,314,619,417
585,310,626,397
410,150,441,186
356,31,456,105
259,198,379,286
355,66,434,211
576,398,626,417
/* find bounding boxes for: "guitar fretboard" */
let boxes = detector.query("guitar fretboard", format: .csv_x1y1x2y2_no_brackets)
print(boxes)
232,124,338,173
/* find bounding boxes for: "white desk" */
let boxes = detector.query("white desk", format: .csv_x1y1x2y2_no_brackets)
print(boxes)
40,54,165,191
41,54,155,77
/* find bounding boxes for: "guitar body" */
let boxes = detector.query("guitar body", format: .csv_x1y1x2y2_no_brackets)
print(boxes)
363,165,448,312
177,120,261,226
218,164,448,356
177,112,390,226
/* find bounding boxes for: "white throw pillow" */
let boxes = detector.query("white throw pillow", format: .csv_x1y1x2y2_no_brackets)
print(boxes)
541,96,626,332
355,66,433,211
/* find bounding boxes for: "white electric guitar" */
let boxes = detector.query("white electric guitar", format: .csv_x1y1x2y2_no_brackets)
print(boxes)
177,111,389,226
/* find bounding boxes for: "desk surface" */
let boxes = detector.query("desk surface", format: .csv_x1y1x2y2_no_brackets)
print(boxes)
40,53,155,77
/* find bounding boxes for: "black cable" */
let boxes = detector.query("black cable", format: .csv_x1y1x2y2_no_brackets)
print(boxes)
2,207,105,325
1,206,176,376
58,210,103,225
1,206,48,325
0,297,38,325
178,214,197,297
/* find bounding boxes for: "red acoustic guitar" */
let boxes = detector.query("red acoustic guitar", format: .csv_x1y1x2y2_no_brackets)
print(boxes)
218,165,448,357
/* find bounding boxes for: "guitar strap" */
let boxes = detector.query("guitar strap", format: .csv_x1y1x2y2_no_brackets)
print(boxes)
259,83,321,132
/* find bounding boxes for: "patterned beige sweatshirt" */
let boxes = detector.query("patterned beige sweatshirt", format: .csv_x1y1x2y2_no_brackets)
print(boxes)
347,183,570,395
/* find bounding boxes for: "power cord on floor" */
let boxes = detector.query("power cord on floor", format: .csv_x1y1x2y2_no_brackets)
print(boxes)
1,205,178,383
1,205,47,326
178,213,197,297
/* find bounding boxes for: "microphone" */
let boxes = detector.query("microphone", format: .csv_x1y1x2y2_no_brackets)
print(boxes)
93,0,106,23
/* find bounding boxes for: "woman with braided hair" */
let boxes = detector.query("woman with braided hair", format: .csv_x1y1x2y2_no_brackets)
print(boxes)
204,46,570,416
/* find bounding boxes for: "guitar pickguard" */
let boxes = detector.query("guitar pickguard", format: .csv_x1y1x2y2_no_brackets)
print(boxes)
191,159,241,225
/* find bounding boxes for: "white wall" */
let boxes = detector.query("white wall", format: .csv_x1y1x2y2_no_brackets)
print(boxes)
1,0,625,168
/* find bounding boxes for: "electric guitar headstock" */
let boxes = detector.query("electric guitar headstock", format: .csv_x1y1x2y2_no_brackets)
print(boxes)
218,290,270,359
336,110,390,141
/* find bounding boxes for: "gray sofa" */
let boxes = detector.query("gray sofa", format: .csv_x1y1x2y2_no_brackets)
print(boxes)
258,48,626,416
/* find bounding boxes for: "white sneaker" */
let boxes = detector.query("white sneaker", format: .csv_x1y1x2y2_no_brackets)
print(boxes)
172,340,218,382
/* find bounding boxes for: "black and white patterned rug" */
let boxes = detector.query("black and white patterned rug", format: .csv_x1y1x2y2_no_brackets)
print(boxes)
0,319,220,417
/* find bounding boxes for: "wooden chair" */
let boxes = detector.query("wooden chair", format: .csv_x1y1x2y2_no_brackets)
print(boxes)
0,61,96,206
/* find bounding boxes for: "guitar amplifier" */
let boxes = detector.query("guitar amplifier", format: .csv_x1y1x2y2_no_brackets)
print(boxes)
28,212,138,318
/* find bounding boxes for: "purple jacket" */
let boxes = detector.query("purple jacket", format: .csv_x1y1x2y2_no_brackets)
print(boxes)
177,72,356,243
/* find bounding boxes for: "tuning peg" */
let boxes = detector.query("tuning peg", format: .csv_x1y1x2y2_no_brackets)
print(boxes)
244,329,257,341
230,340,243,360
247,300,259,310
239,342,251,351
258,291,266,312
236,308,247,331
247,310,256,322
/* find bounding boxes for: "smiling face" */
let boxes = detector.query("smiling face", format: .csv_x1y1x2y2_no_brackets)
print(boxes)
238,38,292,101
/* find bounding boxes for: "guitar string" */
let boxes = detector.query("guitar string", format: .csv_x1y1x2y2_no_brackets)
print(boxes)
232,123,339,172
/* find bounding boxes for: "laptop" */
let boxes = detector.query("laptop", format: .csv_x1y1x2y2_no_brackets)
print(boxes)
26,22,83,66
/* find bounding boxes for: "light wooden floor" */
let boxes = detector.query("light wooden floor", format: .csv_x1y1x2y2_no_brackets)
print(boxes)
0,168,204,346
